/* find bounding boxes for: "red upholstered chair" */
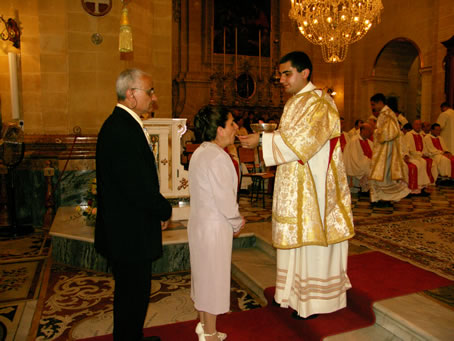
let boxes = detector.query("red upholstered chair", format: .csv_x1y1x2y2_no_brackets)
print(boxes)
183,143,201,167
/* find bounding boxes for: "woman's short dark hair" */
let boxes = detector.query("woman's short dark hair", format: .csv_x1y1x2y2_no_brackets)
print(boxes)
194,106,229,142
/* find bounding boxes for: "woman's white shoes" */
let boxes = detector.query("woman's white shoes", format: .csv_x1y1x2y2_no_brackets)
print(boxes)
195,322,227,340
195,322,204,336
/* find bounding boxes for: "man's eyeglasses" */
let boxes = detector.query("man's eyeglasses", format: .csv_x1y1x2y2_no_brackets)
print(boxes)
131,87,155,96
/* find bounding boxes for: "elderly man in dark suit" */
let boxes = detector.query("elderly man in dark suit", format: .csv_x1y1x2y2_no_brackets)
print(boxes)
95,68,172,341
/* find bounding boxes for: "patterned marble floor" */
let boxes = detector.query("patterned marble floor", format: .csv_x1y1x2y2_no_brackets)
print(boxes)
1,183,454,340
351,184,454,218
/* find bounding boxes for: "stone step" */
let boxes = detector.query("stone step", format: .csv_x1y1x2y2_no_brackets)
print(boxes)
232,239,454,340
254,233,276,259
231,246,276,303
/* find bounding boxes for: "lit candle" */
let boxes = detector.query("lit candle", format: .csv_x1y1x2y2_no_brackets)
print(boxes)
258,29,261,79
8,52,20,120
211,25,214,74
235,27,238,77
223,27,226,76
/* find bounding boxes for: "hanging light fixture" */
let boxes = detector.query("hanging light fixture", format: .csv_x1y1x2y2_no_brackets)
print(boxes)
119,0,133,53
289,0,383,63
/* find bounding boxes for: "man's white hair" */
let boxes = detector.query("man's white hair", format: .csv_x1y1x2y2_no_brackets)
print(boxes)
116,68,150,101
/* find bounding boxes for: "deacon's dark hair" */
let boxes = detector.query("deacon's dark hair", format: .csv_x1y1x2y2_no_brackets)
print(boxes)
440,102,449,109
431,123,440,130
279,51,313,81
403,123,412,131
370,93,386,104
194,106,229,142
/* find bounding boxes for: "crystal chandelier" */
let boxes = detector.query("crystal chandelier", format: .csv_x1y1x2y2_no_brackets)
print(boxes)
289,0,383,63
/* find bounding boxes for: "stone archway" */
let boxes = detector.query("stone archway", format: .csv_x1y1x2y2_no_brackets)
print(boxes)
371,38,426,124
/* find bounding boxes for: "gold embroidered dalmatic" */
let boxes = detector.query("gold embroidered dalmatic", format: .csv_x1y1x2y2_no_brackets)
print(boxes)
271,90,355,249
369,105,407,182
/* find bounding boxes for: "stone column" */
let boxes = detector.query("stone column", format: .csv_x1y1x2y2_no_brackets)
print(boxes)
420,66,432,122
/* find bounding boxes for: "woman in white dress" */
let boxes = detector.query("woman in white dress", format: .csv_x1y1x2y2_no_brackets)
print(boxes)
188,106,245,341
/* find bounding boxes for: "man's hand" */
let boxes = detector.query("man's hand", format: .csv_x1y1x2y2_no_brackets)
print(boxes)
237,133,260,149
161,219,170,230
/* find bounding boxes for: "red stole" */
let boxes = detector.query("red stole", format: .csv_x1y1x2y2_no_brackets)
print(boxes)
432,137,454,178
340,133,347,152
431,137,443,151
359,139,372,159
405,161,418,190
298,136,339,167
422,157,434,183
412,133,424,152
411,133,433,182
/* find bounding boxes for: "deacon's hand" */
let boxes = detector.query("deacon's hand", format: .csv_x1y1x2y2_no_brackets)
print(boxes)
237,133,260,149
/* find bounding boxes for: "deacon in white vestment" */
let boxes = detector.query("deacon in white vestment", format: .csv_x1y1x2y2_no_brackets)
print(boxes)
238,51,354,318
344,123,374,193
424,123,454,179
403,120,438,184
369,93,411,203
437,102,454,153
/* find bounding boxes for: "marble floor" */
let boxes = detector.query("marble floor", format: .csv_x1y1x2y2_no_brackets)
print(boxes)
2,183,454,340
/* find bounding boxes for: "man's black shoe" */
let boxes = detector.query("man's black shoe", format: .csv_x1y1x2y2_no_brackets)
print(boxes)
291,311,319,320
419,189,430,197
373,201,392,208
439,179,452,186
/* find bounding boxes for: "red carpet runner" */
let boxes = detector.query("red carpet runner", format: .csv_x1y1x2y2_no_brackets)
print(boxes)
80,252,452,341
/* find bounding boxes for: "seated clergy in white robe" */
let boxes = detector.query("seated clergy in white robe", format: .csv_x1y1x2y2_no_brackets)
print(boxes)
340,117,350,152
348,119,363,138
437,102,454,153
403,120,438,184
344,123,373,193
401,131,431,194
422,121,432,137
424,123,454,179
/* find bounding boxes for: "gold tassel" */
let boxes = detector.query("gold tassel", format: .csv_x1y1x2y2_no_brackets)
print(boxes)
119,7,133,52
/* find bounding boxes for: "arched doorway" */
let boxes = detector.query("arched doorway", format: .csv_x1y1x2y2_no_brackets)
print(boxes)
372,38,421,124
